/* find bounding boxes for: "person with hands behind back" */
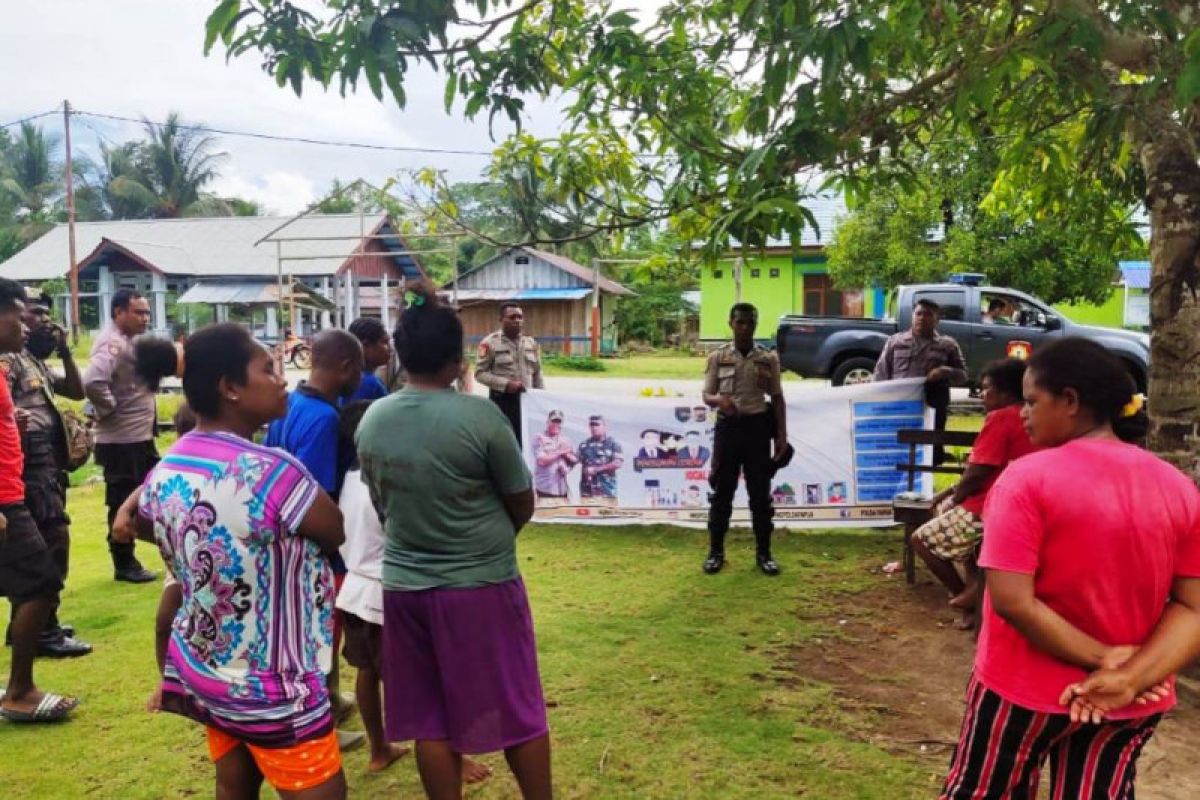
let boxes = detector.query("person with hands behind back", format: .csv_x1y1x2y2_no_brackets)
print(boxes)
702,303,788,577
939,338,1200,800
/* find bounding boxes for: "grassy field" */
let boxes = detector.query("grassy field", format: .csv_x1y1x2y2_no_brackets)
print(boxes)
542,352,809,381
0,485,942,799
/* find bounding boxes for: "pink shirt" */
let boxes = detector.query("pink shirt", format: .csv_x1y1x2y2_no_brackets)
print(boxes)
977,438,1200,717
959,404,1038,516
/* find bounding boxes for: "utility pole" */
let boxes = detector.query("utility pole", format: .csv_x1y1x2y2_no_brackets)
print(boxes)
590,256,642,357
590,257,601,358
63,100,80,341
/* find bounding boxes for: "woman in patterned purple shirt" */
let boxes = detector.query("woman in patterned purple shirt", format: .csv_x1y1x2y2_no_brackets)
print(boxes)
133,324,348,799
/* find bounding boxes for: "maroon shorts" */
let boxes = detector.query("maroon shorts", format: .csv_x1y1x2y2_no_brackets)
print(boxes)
382,578,548,754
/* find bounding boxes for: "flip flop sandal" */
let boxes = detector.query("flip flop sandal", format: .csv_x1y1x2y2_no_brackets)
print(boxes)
1,692,78,723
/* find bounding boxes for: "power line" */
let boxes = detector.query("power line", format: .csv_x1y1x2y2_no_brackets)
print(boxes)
1,108,61,130
73,108,500,158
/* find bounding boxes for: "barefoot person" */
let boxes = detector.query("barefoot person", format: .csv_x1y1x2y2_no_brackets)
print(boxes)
264,328,366,751
357,284,552,800
911,358,1036,629
336,400,493,784
940,338,1200,799
129,323,347,798
0,278,78,723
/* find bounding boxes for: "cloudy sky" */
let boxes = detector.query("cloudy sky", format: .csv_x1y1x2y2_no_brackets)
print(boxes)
0,1,573,214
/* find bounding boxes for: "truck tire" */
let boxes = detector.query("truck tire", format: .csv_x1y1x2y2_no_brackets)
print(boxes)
831,357,877,387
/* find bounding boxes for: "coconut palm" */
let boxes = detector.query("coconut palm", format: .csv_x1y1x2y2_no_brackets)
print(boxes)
105,112,231,218
0,122,62,222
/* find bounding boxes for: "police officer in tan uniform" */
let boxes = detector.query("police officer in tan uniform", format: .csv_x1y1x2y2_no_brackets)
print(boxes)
0,293,91,656
702,303,788,576
474,302,544,445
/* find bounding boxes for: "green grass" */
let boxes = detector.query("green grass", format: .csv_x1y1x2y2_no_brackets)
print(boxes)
543,352,808,381
0,486,942,798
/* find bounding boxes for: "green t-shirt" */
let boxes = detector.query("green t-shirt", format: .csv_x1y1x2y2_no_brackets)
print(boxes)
356,387,532,590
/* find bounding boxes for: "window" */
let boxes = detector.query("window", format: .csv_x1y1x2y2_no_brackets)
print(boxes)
981,293,1050,327
713,269,724,279
750,268,761,278
769,268,780,278
913,290,965,321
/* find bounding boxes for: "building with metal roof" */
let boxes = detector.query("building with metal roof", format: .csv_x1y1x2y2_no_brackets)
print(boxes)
447,247,635,355
0,213,425,337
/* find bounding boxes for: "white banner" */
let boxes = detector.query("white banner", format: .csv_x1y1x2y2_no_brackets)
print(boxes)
521,379,932,528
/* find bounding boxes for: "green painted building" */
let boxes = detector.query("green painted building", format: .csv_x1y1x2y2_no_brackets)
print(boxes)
698,250,887,340
697,194,887,340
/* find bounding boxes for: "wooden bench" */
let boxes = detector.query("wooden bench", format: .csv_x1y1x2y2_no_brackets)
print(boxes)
892,429,978,584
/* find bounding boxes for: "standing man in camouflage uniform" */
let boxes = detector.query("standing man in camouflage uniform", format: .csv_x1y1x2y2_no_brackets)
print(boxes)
702,303,788,577
0,293,91,656
475,302,544,445
83,288,157,583
873,298,968,464
576,415,623,502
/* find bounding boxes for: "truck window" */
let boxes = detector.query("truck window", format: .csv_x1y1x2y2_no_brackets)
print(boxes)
885,289,898,320
912,290,965,321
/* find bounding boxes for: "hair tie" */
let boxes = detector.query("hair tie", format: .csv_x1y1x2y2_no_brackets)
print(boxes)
404,290,425,308
1122,393,1145,418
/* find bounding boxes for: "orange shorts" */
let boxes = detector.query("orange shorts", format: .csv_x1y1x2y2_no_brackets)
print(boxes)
207,727,342,792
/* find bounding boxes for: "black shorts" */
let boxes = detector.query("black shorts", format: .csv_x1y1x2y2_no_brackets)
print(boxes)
342,612,383,674
0,504,62,604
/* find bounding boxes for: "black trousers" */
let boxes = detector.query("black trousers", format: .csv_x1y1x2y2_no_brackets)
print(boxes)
95,441,159,570
19,431,69,635
489,390,523,446
707,412,774,556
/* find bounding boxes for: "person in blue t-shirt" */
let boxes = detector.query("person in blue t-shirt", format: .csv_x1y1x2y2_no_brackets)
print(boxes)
346,317,392,403
264,327,364,751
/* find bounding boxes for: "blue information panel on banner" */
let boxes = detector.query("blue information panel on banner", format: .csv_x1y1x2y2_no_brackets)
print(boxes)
851,399,926,504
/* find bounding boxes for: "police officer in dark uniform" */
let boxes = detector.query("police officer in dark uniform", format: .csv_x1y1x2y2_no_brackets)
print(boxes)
702,303,788,577
0,293,91,656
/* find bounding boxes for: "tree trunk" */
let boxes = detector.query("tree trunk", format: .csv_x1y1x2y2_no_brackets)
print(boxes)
1140,118,1200,484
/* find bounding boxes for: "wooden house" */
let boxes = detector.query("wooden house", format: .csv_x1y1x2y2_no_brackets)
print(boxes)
449,247,636,355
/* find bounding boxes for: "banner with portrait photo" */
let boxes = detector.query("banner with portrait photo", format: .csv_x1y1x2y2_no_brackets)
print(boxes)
521,378,933,528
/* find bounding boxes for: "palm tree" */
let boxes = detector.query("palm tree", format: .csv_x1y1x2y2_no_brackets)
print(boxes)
0,122,62,222
105,112,230,218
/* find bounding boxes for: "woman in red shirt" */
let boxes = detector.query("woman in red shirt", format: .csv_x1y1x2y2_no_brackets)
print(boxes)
941,338,1200,799
913,358,1037,629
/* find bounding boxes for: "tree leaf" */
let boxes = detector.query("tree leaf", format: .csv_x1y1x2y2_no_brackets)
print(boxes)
204,0,241,54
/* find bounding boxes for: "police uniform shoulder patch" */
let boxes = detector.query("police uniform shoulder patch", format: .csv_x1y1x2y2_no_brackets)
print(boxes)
107,342,121,356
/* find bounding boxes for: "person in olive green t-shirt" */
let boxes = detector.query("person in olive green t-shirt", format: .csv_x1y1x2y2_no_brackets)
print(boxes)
356,387,531,590
354,285,550,800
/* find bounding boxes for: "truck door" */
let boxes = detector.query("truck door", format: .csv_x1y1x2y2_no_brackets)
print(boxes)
974,291,1061,366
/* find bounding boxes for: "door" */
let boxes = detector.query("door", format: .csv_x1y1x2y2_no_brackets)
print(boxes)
972,291,1060,368
803,274,844,316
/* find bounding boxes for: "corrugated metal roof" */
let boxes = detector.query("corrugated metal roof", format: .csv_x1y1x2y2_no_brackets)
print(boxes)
450,287,593,302
1119,260,1150,290
177,280,336,310
452,247,636,297
0,213,417,282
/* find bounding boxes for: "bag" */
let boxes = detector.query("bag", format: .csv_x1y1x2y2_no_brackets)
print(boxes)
60,407,95,472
